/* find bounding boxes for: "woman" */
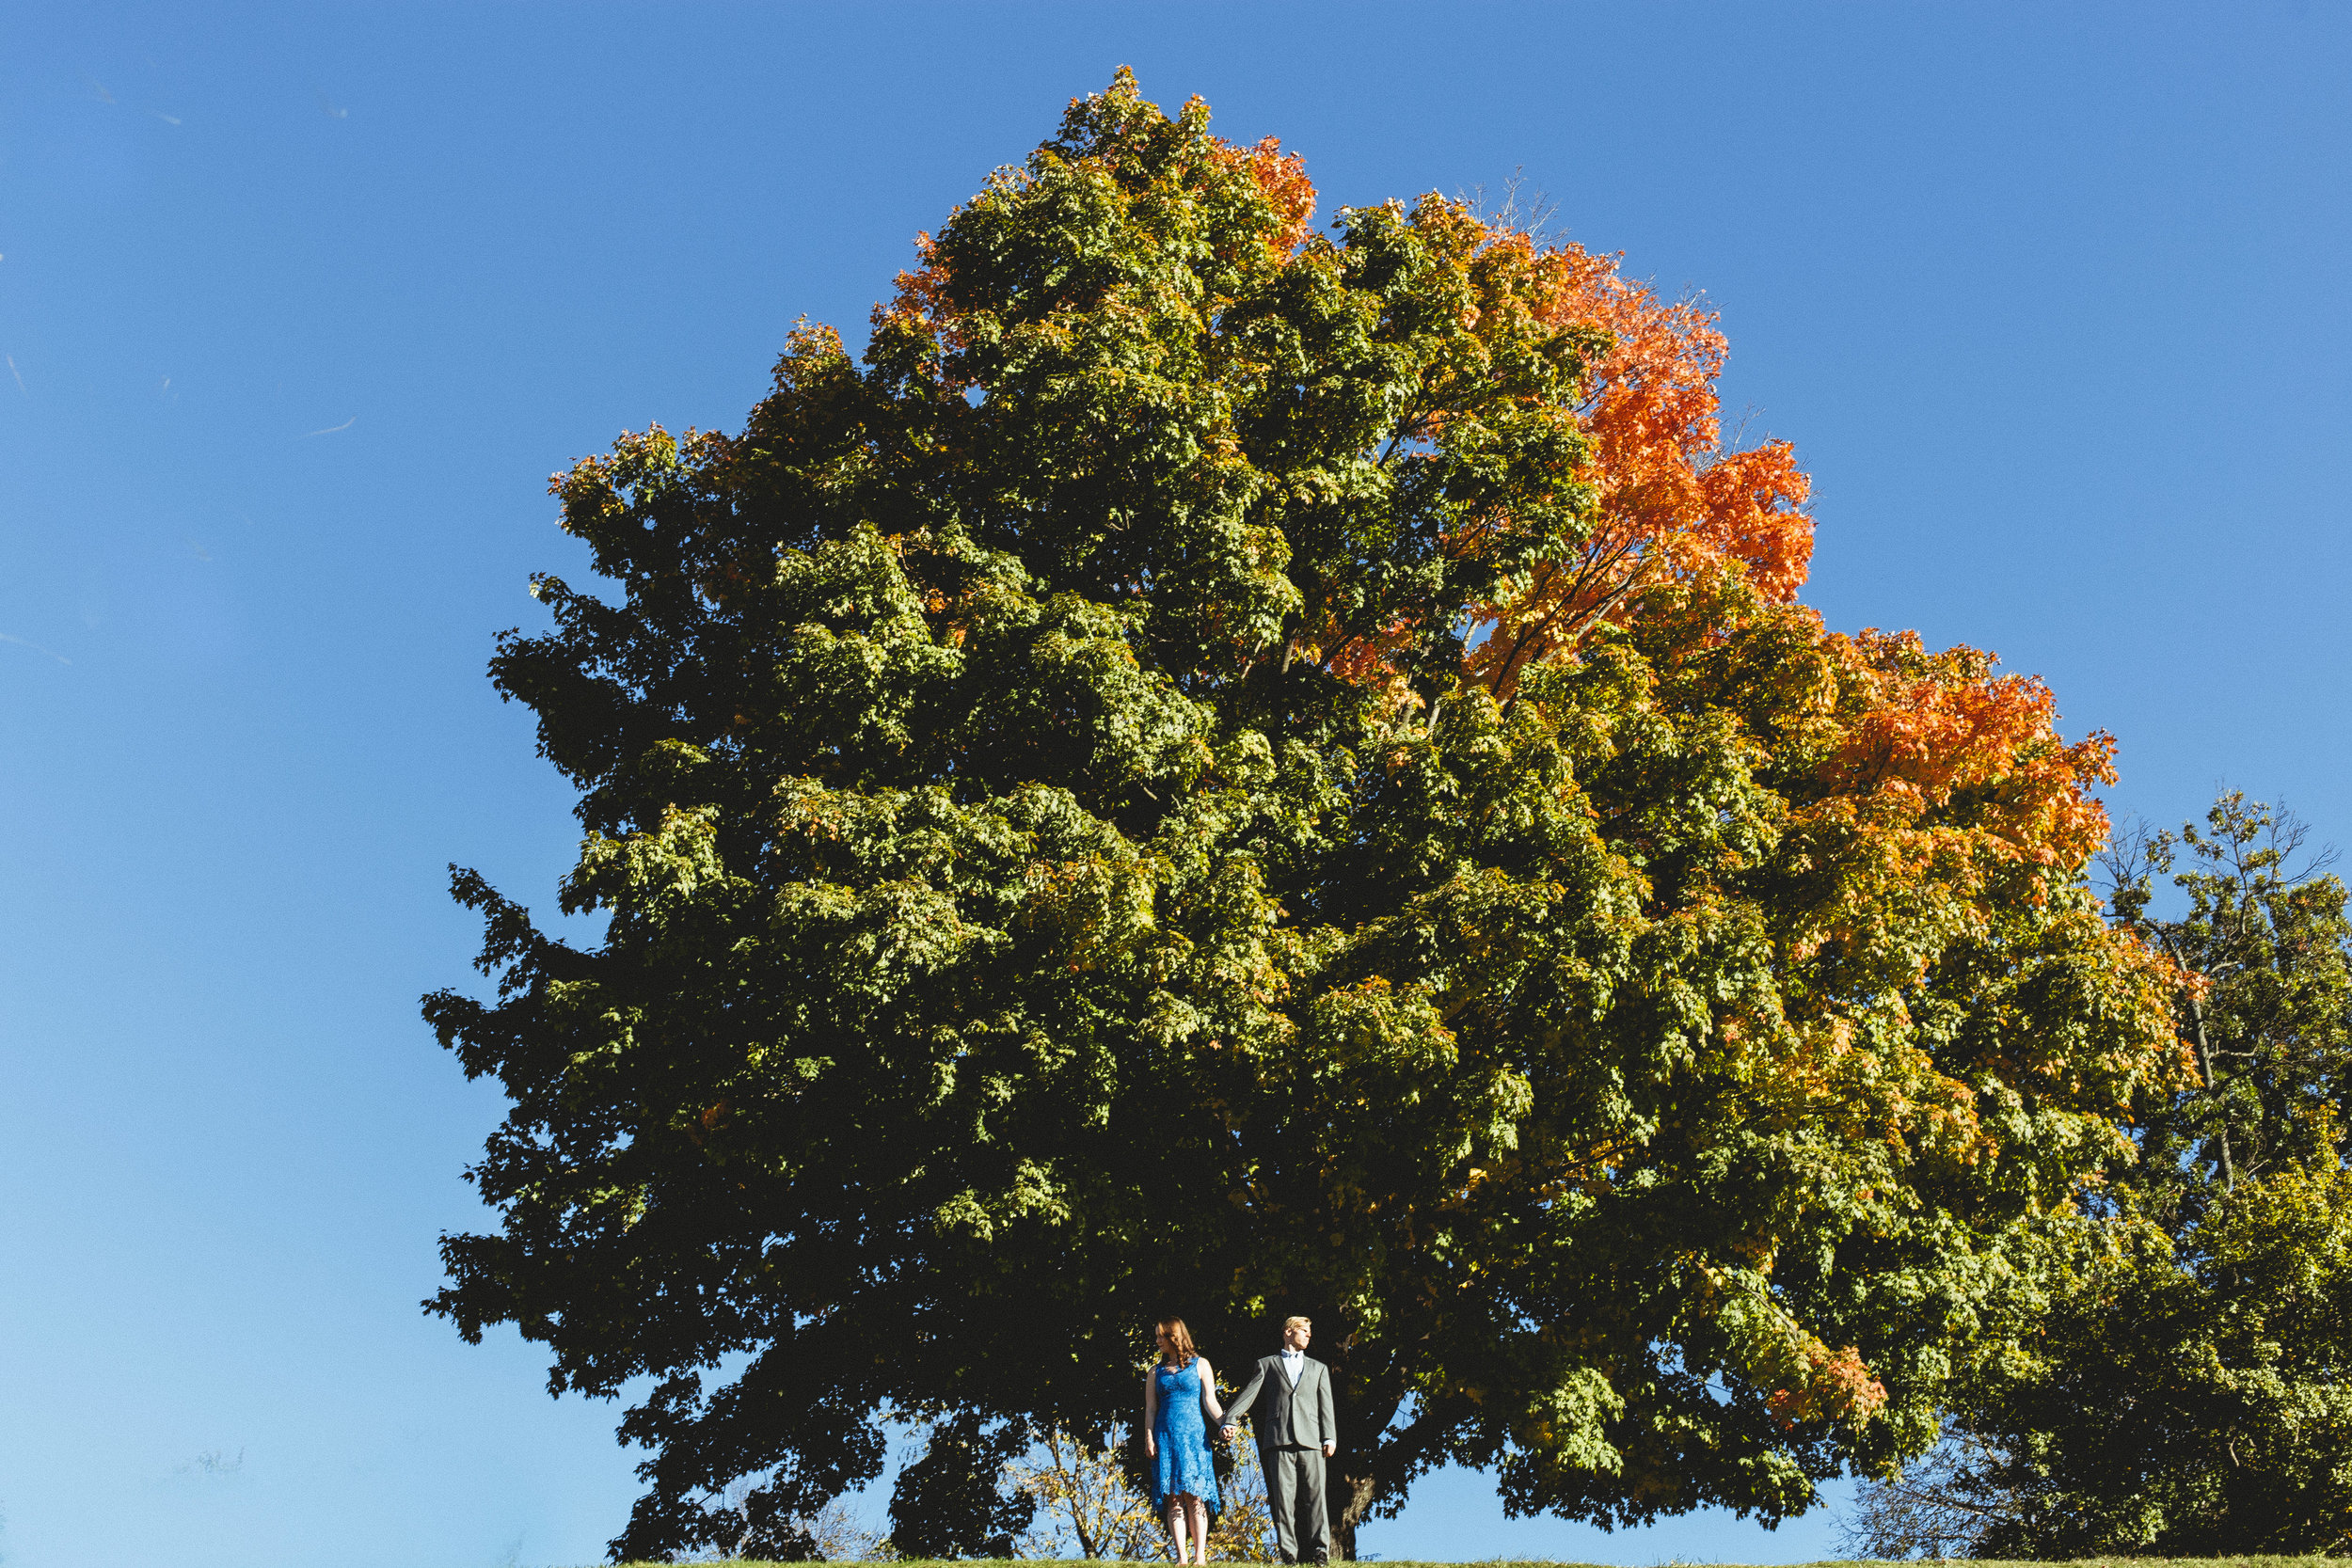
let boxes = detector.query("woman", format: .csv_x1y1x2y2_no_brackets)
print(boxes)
1143,1317,1224,1565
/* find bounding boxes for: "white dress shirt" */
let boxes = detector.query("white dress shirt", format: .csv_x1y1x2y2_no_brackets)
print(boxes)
1280,1347,1305,1386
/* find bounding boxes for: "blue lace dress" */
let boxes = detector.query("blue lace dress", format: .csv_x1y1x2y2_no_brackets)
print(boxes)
1149,1358,1222,1519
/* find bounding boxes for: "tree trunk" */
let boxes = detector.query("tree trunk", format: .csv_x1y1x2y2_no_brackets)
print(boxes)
2188,992,2236,1192
1327,1454,1380,1561
1318,1387,1461,1560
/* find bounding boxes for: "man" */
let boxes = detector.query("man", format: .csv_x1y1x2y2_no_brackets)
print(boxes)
1221,1315,1337,1564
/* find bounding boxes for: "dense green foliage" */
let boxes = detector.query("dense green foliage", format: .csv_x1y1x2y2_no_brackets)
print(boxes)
426,74,2176,1560
1894,797,2352,1557
889,1416,1039,1560
1969,1159,2352,1556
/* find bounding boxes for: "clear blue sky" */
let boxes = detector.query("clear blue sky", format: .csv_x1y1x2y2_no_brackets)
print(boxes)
3,4,2346,1565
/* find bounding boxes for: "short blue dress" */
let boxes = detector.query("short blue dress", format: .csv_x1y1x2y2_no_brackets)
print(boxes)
1149,1358,1222,1519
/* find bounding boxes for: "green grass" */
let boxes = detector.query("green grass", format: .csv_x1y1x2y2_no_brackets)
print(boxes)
605,1559,2346,1568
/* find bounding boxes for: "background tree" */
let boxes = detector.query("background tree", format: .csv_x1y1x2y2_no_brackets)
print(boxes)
886,1414,1036,1560
1862,1155,2352,1557
1008,1419,1275,1561
2106,793,2352,1214
1835,1424,2018,1560
425,71,2177,1560
702,1480,885,1562
1005,1424,1167,1561
1205,1433,1278,1563
1849,793,2352,1556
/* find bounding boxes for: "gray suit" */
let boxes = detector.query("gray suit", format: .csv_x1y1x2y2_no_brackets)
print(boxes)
1224,1352,1336,1563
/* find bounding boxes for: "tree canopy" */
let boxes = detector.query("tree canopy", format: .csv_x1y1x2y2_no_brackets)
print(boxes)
425,71,2178,1560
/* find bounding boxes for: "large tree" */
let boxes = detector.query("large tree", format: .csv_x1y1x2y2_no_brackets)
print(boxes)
425,72,2177,1560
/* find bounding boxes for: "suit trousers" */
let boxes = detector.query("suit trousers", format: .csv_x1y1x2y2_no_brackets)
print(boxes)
1263,1443,1330,1564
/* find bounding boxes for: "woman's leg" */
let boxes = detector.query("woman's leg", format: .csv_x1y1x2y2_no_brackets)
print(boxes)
1184,1493,1211,1563
1167,1496,1191,1562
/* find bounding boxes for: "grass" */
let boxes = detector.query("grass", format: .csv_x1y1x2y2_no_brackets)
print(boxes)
604,1559,2347,1568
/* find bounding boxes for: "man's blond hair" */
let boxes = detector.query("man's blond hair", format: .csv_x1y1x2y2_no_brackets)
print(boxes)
1283,1315,1311,1333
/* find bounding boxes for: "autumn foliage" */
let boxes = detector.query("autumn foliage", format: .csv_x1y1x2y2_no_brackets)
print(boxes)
1466,235,1814,695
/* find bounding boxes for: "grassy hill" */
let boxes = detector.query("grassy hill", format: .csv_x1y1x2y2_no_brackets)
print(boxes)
603,1559,2346,1568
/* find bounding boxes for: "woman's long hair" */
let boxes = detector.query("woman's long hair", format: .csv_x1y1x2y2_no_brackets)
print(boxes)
1155,1317,1197,1367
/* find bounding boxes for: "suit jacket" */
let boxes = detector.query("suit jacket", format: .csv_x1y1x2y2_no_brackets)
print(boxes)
1225,1353,1336,1450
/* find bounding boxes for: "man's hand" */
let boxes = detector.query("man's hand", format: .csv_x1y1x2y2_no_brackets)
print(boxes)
1222,1425,1238,1442
1322,1442,1336,1458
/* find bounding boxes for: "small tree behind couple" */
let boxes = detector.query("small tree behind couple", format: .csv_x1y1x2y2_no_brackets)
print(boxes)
1148,1316,1337,1566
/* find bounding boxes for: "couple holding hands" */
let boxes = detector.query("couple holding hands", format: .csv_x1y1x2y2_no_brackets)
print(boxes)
1144,1315,1337,1566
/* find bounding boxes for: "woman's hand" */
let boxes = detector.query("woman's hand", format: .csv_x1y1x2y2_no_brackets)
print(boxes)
1145,1433,1157,1459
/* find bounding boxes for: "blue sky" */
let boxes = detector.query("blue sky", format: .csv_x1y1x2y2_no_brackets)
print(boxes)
2,4,2346,1565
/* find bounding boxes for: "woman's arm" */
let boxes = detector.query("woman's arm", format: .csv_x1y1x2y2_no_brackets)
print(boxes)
1197,1357,1227,1424
1143,1367,1159,1458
